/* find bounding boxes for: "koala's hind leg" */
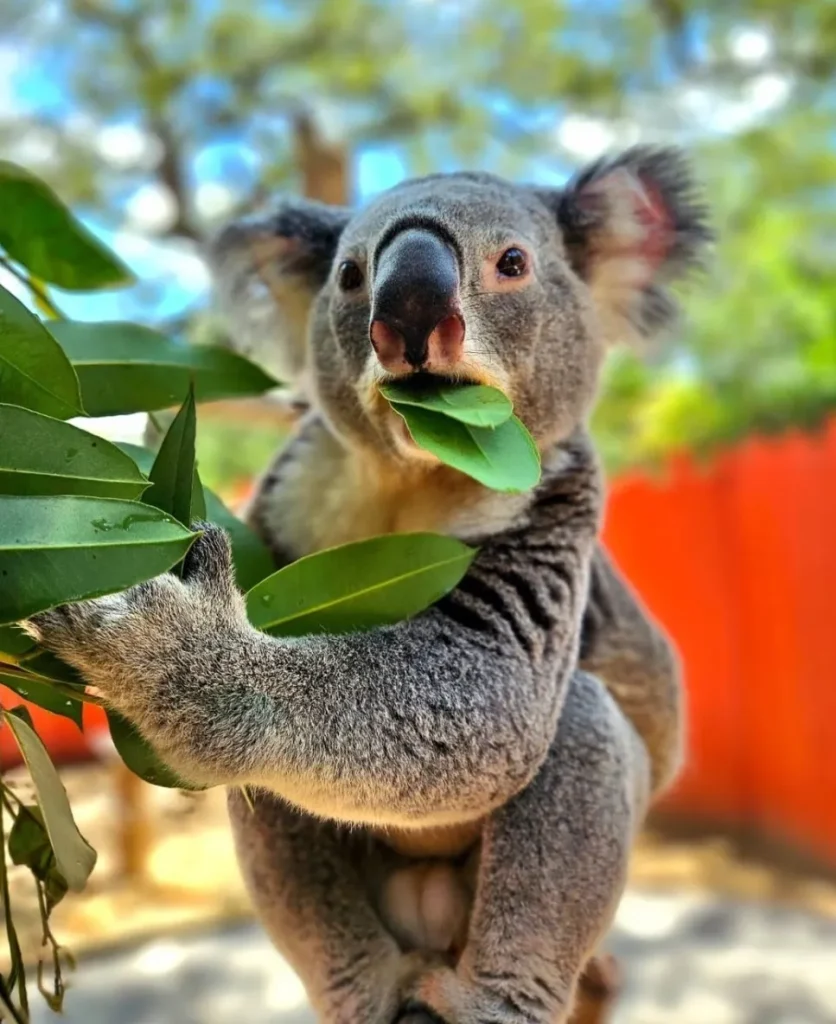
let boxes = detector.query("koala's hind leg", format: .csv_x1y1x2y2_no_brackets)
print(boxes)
228,789,438,1024
404,671,649,1024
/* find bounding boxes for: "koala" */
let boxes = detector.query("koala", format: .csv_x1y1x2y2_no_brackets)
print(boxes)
26,147,710,1024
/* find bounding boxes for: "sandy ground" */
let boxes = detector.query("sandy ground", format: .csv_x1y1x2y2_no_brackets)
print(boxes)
4,762,836,1023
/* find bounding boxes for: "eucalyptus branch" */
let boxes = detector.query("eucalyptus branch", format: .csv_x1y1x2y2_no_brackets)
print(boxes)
35,883,68,1012
0,256,65,320
0,795,30,1021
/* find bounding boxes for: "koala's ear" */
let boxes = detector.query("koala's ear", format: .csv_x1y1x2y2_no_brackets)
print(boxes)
538,147,712,345
206,198,351,388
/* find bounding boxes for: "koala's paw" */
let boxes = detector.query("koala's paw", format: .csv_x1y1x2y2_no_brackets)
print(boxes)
22,524,245,711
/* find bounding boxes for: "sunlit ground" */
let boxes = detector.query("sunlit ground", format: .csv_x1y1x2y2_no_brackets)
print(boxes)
7,763,836,1024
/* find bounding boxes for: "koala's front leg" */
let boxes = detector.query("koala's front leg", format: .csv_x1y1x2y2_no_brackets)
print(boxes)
405,671,649,1024
27,434,600,813
22,526,257,788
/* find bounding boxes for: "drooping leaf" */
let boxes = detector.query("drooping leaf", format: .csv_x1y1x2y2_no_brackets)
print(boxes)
8,806,70,909
0,494,198,623
4,706,97,890
48,321,280,415
107,711,201,790
118,442,275,591
0,161,132,290
0,284,84,419
247,533,476,636
0,670,83,727
144,385,198,528
0,404,149,498
381,381,513,427
0,624,35,663
390,405,541,492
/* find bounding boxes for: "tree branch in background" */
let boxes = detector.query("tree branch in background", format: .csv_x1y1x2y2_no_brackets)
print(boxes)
69,0,198,240
291,108,349,205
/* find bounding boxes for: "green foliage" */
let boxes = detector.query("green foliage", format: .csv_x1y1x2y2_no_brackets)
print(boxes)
4,709,96,892
48,321,280,415
247,533,476,636
0,405,149,499
380,382,513,427
105,712,193,792
0,495,197,623
143,384,200,529
0,672,83,728
0,286,84,420
0,162,132,291
385,383,541,492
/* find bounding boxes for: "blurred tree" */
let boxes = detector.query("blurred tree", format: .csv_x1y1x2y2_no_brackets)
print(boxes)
1,0,835,471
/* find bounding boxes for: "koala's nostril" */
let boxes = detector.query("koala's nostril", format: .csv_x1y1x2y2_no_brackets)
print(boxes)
426,313,465,367
371,312,465,373
370,319,410,370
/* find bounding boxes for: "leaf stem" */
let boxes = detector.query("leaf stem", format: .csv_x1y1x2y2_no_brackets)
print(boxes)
0,786,30,1021
0,255,65,320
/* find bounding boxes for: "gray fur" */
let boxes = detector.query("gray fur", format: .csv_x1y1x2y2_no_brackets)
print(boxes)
26,146,709,1023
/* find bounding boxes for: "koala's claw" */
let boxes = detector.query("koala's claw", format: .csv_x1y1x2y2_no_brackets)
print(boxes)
181,522,236,592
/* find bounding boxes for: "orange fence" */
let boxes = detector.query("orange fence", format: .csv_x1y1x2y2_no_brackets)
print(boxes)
602,419,836,867
3,421,836,867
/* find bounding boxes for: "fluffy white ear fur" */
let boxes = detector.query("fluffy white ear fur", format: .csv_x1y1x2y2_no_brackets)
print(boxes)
554,146,713,347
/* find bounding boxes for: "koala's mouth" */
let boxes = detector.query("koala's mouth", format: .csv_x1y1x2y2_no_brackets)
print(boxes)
378,371,479,396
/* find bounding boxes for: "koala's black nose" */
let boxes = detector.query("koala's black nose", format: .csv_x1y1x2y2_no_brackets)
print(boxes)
370,228,464,373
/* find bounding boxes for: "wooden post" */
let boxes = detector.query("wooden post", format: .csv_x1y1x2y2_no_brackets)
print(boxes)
113,760,152,882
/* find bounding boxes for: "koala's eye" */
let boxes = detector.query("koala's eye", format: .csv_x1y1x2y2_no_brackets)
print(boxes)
496,247,528,278
337,260,363,291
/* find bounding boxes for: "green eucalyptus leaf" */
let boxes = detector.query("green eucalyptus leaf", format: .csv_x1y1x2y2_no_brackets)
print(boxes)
0,161,132,289
144,385,198,528
0,404,149,498
107,711,202,790
4,706,96,890
7,806,70,909
0,624,35,662
381,382,513,427
391,405,541,492
0,670,83,727
118,442,275,591
18,649,85,686
48,321,279,415
0,284,84,418
247,533,476,636
116,442,155,475
0,494,198,623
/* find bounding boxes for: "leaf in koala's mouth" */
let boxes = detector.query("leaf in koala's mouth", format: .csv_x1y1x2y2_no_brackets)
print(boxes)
388,403,541,492
379,380,513,428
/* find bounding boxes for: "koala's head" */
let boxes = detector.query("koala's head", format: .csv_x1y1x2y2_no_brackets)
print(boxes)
209,147,710,463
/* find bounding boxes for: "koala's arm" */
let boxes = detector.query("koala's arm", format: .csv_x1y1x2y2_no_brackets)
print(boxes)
26,436,600,822
579,546,682,793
